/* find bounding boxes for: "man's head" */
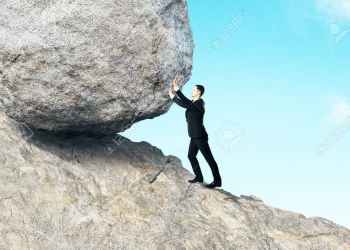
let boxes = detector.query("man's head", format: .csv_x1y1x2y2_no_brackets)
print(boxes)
191,85,205,99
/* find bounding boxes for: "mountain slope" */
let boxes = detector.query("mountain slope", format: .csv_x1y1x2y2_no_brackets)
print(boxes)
1,108,350,249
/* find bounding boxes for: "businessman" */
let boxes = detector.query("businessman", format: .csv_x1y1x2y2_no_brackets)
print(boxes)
169,73,222,188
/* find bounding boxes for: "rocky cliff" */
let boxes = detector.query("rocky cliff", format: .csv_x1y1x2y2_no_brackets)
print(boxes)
1,108,350,249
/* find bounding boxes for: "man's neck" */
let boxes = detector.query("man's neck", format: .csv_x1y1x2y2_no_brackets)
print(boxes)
193,97,201,101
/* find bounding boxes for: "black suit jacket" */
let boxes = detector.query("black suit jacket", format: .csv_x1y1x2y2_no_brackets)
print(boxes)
172,88,208,138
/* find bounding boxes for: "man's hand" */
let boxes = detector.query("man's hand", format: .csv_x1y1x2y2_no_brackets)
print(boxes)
172,73,179,88
169,84,174,95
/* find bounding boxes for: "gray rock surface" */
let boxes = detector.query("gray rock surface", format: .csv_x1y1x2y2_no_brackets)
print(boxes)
1,108,350,249
0,0,194,138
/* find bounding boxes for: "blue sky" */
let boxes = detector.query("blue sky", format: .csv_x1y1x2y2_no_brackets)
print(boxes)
122,0,350,228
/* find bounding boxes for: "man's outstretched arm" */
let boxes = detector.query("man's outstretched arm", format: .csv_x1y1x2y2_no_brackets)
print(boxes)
169,85,204,113
174,87,194,105
169,73,204,112
169,85,188,109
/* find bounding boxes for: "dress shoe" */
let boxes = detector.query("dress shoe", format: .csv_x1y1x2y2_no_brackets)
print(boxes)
188,177,203,183
204,179,222,188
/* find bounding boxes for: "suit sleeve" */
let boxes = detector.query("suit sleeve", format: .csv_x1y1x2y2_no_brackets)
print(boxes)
172,95,190,109
172,88,204,113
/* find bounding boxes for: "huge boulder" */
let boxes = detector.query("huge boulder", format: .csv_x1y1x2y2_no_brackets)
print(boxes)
0,0,194,138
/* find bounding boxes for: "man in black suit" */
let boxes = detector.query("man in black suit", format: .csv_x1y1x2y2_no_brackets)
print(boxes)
169,73,222,188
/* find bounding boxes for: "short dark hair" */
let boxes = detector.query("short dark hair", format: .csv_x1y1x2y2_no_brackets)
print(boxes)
195,85,205,97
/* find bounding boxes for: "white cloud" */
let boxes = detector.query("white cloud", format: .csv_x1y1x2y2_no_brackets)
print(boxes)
323,94,350,123
316,0,350,16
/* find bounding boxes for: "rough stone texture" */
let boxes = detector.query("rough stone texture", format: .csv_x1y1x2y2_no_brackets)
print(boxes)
1,108,350,250
0,0,194,138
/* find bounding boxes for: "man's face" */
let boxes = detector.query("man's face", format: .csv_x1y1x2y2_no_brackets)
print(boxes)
191,86,200,98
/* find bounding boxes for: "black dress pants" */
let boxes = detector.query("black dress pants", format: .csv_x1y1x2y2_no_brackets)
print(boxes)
187,131,221,182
